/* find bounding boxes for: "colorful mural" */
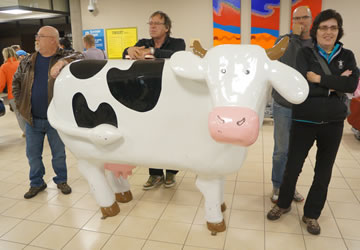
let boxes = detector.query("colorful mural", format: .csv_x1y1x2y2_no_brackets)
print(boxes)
213,0,241,46
251,0,322,49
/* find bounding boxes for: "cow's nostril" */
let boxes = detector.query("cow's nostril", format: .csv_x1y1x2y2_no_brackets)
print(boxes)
217,115,225,124
237,118,246,126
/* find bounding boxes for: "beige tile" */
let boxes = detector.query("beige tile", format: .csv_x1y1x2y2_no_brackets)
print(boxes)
30,225,78,249
183,246,220,250
160,204,197,224
178,177,198,192
265,231,305,250
335,159,360,168
237,166,264,182
327,188,358,203
345,239,360,250
224,227,264,250
0,240,25,250
82,211,125,234
169,190,202,206
114,216,157,239
102,235,145,250
0,197,18,214
304,236,347,250
329,177,350,189
142,240,183,250
48,191,85,207
234,181,264,196
149,220,191,244
129,174,149,186
67,179,90,193
129,200,167,219
229,209,264,230
0,216,21,237
329,202,360,220
53,207,96,228
141,188,176,203
62,230,110,250
72,193,100,211
0,182,17,196
232,194,264,211
185,224,226,249
337,218,360,240
27,204,68,223
339,168,360,178
1,220,48,244
347,178,360,190
265,213,302,234
224,180,236,194
2,200,42,219
1,184,31,200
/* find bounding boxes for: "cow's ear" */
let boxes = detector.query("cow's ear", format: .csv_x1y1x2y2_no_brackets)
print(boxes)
268,61,309,104
169,51,206,80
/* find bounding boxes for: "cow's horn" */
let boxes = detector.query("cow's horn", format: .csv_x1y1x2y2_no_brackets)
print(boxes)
191,40,207,58
265,36,290,60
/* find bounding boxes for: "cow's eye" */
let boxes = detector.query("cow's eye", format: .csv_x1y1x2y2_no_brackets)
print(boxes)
221,69,226,74
244,69,250,75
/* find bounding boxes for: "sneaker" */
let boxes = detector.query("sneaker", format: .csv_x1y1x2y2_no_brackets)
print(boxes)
24,183,47,199
57,182,72,194
164,173,176,188
293,190,304,202
302,216,321,235
267,204,291,220
270,188,279,203
143,175,164,190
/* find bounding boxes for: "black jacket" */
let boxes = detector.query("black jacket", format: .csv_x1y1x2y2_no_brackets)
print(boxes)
293,44,359,123
123,36,185,59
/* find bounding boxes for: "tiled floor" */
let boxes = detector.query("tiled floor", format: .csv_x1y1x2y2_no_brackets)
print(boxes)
1,110,360,250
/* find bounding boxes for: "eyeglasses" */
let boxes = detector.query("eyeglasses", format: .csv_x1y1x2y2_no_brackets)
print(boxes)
147,22,165,26
292,15,311,21
318,25,339,32
35,34,54,39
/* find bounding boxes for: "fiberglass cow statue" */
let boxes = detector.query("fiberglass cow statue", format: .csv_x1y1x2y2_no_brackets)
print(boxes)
48,38,309,235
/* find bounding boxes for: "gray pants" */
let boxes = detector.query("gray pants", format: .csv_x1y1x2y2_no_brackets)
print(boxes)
9,99,25,133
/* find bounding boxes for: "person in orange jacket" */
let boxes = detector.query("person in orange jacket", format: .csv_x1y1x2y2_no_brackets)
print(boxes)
0,47,25,134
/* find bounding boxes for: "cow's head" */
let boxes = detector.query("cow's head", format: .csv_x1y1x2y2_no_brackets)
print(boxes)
170,39,308,146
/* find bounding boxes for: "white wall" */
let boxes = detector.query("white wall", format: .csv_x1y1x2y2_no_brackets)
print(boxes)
77,0,360,63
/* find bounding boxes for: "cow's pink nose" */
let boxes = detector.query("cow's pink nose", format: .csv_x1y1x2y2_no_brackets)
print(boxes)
208,107,260,146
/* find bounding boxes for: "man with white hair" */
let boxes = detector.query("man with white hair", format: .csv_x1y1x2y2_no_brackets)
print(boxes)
12,26,83,199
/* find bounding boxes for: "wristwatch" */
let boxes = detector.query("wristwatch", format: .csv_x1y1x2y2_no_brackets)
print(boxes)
150,47,155,55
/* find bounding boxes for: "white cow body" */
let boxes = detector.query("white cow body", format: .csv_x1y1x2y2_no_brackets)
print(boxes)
48,44,308,234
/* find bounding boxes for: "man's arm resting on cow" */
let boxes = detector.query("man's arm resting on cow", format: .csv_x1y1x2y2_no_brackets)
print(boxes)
50,52,84,78
153,39,186,58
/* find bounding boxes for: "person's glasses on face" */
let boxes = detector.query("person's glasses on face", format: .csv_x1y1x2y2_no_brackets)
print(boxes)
318,25,339,32
147,22,165,26
293,15,311,21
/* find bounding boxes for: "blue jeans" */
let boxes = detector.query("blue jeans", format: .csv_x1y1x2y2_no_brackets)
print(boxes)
272,100,292,189
25,118,67,187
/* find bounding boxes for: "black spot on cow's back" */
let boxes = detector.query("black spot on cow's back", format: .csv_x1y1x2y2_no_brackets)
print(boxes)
106,59,164,112
70,60,107,79
72,92,117,128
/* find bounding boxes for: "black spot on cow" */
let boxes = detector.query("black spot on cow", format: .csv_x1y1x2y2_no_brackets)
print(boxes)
70,60,107,79
107,59,164,112
72,92,117,128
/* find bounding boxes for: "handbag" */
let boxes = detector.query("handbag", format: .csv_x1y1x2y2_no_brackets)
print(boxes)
0,98,5,117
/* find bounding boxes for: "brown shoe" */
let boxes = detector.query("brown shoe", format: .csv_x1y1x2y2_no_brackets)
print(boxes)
143,175,163,190
302,216,321,235
24,183,47,199
267,205,291,220
164,173,176,188
57,182,72,194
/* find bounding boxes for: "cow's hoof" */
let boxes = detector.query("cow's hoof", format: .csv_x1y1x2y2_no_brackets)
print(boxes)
207,219,226,235
221,202,227,212
115,191,133,203
100,202,120,219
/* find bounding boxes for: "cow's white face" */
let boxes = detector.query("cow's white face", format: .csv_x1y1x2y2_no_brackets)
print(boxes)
170,45,308,146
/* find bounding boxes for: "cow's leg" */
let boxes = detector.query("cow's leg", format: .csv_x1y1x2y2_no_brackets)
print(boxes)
196,176,226,235
105,170,133,203
77,160,119,219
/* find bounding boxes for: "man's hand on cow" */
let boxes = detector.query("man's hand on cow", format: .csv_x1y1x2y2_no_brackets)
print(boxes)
127,46,147,59
306,71,321,83
50,60,67,79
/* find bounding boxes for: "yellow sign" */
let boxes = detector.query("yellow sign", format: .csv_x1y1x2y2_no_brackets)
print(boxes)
106,27,137,59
